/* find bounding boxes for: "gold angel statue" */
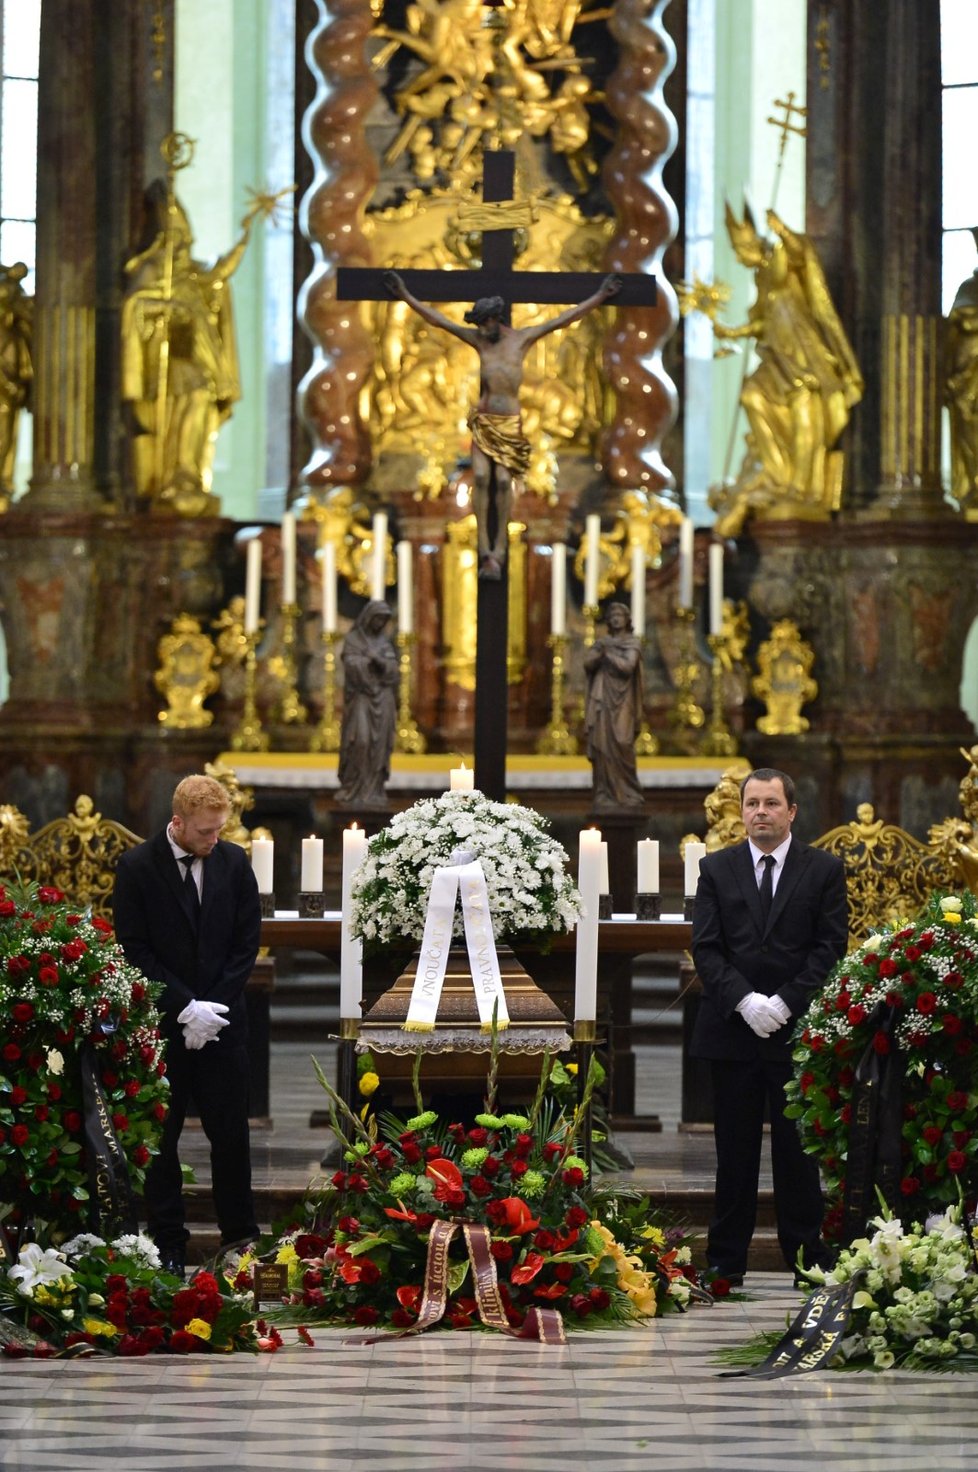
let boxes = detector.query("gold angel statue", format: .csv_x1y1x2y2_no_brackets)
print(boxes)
709,204,863,537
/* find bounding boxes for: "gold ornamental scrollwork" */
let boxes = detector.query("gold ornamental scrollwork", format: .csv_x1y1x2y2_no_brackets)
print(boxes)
751,618,817,735
154,613,220,729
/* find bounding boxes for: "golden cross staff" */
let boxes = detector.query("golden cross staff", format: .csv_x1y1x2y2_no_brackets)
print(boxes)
154,131,196,498
766,91,807,213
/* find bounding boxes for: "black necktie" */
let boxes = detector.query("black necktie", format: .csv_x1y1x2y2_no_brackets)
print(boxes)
758,854,775,923
179,854,200,921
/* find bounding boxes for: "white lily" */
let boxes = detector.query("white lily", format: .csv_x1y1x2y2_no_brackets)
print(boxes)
8,1243,69,1296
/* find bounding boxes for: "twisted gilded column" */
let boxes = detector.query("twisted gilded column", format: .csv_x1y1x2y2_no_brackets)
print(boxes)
600,0,679,502
297,0,379,492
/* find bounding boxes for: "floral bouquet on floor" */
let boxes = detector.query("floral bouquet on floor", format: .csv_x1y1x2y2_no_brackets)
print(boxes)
0,1231,258,1358
786,891,978,1235
232,1051,705,1338
0,882,169,1243
348,791,581,953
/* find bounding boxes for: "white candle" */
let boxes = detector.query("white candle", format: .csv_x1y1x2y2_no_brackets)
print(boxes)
251,836,274,895
450,762,474,792
630,542,645,638
637,838,659,893
281,511,297,605
684,840,707,896
598,840,609,896
550,543,567,637
371,512,388,602
321,540,337,633
300,835,324,892
709,541,724,636
678,517,694,610
396,539,413,633
244,538,262,635
584,514,601,608
574,828,603,1022
340,823,367,1020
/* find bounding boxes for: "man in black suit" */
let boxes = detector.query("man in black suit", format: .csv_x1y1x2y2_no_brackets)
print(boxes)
113,774,262,1275
690,767,848,1284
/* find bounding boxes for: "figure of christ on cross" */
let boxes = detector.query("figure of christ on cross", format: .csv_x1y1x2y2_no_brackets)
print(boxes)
384,269,621,578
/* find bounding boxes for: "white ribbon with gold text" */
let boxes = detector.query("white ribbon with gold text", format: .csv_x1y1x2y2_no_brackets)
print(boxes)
404,856,509,1032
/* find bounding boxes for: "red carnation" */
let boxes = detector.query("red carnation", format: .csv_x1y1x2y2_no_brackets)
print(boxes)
469,1175,492,1197
847,1005,866,1025
0,900,16,917
565,1206,589,1228
904,945,922,962
562,1166,585,1187
878,959,897,978
480,1155,500,1178
509,1158,529,1177
490,1240,513,1261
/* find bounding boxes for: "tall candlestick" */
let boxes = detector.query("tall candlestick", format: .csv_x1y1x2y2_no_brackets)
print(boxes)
244,538,262,635
281,511,297,605
678,517,694,610
550,543,567,636
574,827,603,1022
450,762,474,792
340,824,367,1019
630,542,646,637
709,541,724,636
684,840,707,896
396,540,413,632
251,836,274,894
637,838,659,893
321,540,337,633
371,512,388,601
300,835,324,892
584,514,601,608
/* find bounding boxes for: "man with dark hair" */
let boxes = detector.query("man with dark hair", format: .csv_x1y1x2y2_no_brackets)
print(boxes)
385,269,620,577
690,767,848,1285
113,774,262,1275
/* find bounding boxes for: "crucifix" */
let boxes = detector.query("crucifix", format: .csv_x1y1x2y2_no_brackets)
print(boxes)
336,146,657,801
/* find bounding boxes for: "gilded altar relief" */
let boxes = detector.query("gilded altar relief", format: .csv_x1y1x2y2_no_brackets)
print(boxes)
361,0,617,499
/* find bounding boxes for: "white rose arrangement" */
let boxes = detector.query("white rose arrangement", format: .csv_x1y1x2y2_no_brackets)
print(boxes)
348,791,582,952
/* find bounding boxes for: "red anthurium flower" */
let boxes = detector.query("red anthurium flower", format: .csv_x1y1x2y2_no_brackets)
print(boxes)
510,1251,545,1285
396,1284,422,1312
533,1281,567,1300
426,1157,463,1196
494,1196,540,1233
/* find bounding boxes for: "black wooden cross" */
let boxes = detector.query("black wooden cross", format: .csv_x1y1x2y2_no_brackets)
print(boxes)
337,149,657,801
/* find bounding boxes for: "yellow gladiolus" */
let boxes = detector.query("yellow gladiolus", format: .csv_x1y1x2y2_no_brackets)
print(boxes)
358,1071,380,1098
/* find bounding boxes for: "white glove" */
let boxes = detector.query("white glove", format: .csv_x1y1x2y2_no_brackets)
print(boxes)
178,999,230,1050
736,992,783,1038
767,994,791,1026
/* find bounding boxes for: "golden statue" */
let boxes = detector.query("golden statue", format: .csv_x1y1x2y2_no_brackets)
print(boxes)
946,233,978,518
709,204,863,537
0,261,32,512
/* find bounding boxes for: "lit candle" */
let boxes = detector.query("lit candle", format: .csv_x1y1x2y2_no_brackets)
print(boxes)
300,834,324,892
637,838,659,894
340,823,368,1020
709,541,724,636
684,840,707,896
396,540,413,633
244,538,262,635
371,512,388,602
584,514,601,608
630,542,645,638
574,827,603,1022
250,836,274,895
550,543,567,637
450,762,475,792
281,511,297,605
678,517,694,610
321,540,337,634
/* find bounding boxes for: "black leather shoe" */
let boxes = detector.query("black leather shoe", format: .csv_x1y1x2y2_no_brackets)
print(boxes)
159,1249,185,1278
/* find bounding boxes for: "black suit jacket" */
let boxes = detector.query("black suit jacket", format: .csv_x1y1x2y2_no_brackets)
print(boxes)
112,831,261,1044
689,837,848,1062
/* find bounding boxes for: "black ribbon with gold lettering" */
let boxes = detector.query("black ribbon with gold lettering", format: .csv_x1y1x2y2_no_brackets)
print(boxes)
720,1277,862,1379
79,1041,139,1236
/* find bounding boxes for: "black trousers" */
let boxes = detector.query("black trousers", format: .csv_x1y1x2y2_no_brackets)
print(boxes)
708,1056,826,1274
144,1035,258,1250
